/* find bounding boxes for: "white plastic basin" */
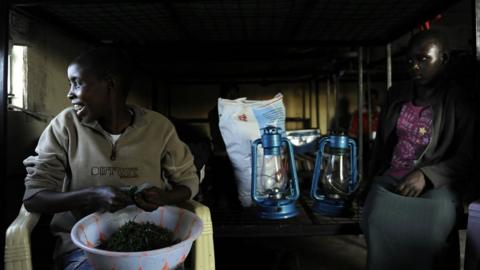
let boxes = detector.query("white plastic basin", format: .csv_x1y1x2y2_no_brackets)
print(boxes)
71,205,203,270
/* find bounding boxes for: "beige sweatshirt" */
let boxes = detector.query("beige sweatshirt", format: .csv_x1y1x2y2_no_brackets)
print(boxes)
23,105,199,258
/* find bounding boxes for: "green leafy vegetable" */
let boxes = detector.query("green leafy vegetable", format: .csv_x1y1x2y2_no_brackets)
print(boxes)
99,221,178,252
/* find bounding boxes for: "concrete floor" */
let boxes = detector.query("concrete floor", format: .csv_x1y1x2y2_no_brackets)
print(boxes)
214,231,467,270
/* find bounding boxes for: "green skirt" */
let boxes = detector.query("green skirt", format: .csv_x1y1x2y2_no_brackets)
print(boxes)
361,175,460,270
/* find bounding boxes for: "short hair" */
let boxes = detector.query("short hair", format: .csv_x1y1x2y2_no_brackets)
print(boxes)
408,30,450,55
70,47,133,98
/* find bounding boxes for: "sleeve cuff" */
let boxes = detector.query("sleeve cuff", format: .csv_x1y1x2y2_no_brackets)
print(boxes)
22,187,52,202
418,167,446,189
177,176,200,200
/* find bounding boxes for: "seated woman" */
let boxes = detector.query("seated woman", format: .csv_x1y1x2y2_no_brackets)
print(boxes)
22,48,199,270
361,30,475,270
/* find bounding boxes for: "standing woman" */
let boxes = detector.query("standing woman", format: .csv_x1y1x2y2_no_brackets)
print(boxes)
361,30,475,270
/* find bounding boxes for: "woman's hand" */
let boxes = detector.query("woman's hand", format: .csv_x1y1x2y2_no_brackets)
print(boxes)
395,170,426,197
134,186,166,212
90,185,133,212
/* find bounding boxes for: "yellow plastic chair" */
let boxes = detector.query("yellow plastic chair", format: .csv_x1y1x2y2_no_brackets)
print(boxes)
5,200,215,270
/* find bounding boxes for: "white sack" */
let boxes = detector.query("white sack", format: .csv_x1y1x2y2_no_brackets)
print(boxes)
218,94,286,206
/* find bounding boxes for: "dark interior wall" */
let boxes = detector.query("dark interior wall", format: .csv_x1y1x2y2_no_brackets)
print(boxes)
160,82,315,137
155,80,388,137
160,83,219,120
128,72,154,109
7,12,92,224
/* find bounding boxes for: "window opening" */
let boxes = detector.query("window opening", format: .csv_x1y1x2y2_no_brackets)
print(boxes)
8,44,28,109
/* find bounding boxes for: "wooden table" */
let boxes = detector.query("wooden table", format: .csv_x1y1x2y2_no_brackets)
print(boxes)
211,195,363,238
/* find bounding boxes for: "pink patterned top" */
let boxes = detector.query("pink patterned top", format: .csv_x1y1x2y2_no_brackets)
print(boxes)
386,101,433,179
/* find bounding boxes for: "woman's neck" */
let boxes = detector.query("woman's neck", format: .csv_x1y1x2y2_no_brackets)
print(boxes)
413,77,445,106
99,104,132,134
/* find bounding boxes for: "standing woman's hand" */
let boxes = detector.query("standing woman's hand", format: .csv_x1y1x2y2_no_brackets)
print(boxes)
395,170,427,197
90,185,133,212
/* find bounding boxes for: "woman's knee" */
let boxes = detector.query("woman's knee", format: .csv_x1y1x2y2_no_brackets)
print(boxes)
59,249,92,270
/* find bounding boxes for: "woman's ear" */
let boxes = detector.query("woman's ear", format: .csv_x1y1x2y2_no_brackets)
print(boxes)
441,52,449,65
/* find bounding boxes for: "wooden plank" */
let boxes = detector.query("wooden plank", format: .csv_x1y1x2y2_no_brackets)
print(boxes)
211,196,363,238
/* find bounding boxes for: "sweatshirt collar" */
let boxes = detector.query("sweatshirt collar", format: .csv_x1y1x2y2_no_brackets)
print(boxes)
79,104,148,131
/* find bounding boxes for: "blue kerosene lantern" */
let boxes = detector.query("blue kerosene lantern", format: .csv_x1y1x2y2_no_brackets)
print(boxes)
310,134,358,216
251,126,300,219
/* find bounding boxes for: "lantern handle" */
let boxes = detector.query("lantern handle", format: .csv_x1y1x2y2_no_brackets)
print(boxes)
328,138,359,196
282,137,300,201
348,138,359,193
311,136,329,201
313,136,360,197
324,137,360,196
251,138,263,204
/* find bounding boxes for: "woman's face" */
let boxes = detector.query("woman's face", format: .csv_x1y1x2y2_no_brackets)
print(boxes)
407,40,446,87
67,63,109,122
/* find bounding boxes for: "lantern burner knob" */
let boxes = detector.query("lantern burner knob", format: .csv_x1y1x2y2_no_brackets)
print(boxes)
266,188,284,200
